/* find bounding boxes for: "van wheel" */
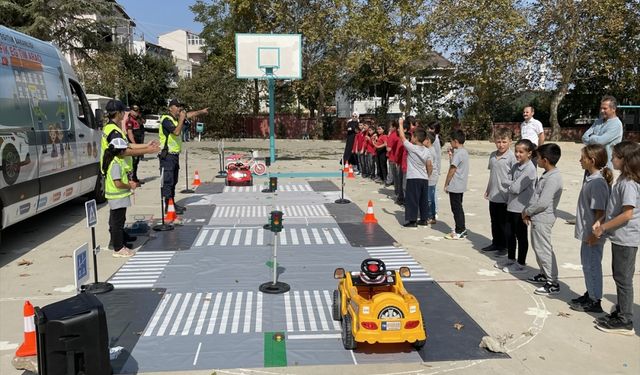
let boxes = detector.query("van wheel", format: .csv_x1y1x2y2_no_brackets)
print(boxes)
2,144,21,186
93,173,106,203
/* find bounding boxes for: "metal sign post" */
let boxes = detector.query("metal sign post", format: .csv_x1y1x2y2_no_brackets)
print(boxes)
181,149,194,194
82,200,113,294
153,167,174,231
216,140,227,178
335,159,351,204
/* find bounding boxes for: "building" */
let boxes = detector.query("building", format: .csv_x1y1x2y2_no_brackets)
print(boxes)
132,40,173,60
158,29,205,79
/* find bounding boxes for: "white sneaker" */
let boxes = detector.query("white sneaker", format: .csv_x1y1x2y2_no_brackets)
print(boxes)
494,259,514,269
502,263,527,274
444,230,468,240
113,247,135,258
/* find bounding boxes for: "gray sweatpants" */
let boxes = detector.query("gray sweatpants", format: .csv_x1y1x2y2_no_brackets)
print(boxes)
386,160,395,185
531,221,558,283
611,243,637,323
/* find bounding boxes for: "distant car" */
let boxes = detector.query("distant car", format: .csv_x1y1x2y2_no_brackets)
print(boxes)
143,114,161,132
333,258,427,350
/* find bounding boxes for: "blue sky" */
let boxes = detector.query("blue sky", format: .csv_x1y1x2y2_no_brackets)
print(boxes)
118,0,203,43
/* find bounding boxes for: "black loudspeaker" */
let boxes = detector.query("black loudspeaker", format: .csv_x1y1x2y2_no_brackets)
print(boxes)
35,292,111,375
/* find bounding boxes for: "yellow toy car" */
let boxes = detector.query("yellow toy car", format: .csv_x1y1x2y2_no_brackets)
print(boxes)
332,258,427,350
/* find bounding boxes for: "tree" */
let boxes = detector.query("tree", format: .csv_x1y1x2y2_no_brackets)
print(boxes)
529,0,640,140
0,0,118,60
428,0,527,137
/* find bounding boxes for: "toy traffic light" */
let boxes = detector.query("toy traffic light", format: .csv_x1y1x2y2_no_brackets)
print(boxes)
269,177,278,192
269,210,283,233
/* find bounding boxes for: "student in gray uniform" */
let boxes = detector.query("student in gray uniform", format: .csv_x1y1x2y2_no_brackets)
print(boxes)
398,120,431,227
483,128,517,253
592,141,640,336
444,129,469,239
523,143,563,295
497,139,536,273
569,144,612,313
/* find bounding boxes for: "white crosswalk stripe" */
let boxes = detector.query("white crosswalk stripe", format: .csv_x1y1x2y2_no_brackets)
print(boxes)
284,290,341,333
365,246,433,282
109,252,175,288
211,204,329,218
223,183,313,193
144,291,265,336
193,227,348,247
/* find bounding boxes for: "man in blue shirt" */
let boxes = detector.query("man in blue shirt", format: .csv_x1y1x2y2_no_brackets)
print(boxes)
582,95,624,169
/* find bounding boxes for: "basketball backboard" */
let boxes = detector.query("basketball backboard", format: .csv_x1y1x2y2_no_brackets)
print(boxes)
235,33,302,80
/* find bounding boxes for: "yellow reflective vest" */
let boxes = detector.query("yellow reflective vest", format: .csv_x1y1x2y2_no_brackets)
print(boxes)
101,122,133,170
105,157,132,200
159,114,182,153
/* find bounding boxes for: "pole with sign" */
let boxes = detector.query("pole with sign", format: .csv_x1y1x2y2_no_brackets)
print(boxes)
82,200,113,294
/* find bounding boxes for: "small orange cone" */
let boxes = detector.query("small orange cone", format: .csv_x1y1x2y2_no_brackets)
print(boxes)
347,165,355,179
164,198,178,222
343,162,350,173
192,170,202,187
363,200,378,223
15,301,36,357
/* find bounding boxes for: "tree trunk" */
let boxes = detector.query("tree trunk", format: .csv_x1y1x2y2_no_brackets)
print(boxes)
549,82,569,141
316,81,325,140
253,79,260,115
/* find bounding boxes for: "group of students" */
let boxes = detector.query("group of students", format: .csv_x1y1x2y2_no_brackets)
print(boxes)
347,114,638,336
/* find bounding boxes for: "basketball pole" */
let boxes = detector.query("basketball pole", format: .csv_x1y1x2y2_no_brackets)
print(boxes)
267,67,276,164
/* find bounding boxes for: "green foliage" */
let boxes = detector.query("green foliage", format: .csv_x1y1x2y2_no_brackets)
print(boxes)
0,0,118,60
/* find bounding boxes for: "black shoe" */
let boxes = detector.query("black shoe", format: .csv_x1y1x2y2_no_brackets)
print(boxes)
595,316,635,335
570,299,604,313
570,292,590,305
534,282,560,296
403,221,417,228
396,200,404,206
175,207,186,215
595,310,620,324
526,273,548,285
417,220,428,226
481,244,499,252
175,204,186,211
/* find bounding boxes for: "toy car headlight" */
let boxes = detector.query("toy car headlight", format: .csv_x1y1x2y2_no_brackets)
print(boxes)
362,306,370,314
232,171,245,178
409,305,417,313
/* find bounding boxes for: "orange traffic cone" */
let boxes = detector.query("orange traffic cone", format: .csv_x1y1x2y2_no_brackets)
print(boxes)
192,170,201,187
343,162,350,173
347,165,355,179
164,198,178,222
15,301,36,357
363,200,378,223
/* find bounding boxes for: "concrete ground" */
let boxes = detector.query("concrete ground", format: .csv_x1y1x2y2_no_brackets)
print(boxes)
1,136,638,375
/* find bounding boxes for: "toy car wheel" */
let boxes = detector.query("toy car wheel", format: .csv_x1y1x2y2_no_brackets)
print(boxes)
413,340,426,350
341,314,357,350
332,290,342,321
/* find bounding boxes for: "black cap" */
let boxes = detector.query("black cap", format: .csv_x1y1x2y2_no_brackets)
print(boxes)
168,99,183,107
105,99,127,112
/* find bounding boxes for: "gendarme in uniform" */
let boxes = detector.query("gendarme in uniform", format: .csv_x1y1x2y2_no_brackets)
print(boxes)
159,100,183,210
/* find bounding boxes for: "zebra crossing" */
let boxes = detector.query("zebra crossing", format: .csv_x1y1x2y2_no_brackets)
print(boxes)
223,183,313,193
284,290,340,333
143,291,264,336
365,246,433,282
193,226,348,247
211,204,330,218
108,251,175,289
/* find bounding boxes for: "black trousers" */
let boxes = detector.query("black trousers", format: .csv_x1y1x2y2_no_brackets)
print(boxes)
395,168,405,202
507,211,528,264
160,154,180,200
489,201,508,249
405,179,429,222
109,207,127,250
449,192,465,233
376,151,387,182
131,133,145,180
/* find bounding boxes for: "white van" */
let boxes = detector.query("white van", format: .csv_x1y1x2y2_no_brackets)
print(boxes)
0,26,104,241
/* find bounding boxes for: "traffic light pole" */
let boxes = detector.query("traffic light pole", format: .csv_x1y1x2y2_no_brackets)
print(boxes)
259,211,290,294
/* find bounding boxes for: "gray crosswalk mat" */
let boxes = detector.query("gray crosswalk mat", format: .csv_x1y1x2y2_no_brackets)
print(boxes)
223,183,313,193
211,204,330,218
108,252,175,289
193,226,348,247
365,246,433,282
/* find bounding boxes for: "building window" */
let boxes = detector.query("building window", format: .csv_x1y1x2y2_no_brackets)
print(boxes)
187,33,204,46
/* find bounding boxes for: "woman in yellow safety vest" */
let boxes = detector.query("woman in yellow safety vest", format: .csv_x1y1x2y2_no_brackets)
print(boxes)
103,137,138,257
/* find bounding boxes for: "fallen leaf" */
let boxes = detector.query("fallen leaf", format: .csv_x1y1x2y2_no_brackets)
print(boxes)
455,281,465,288
44,293,52,296
539,356,546,360
19,273,30,277
17,259,33,266
557,311,571,318
453,322,464,330
522,329,534,337
59,255,72,259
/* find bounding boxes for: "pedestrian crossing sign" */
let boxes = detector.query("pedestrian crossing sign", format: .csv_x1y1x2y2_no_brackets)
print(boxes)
85,199,97,228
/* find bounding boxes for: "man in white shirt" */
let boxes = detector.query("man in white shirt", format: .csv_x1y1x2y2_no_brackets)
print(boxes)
521,106,545,147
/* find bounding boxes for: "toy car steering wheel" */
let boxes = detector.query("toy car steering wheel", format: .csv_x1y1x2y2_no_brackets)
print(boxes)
360,258,386,279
